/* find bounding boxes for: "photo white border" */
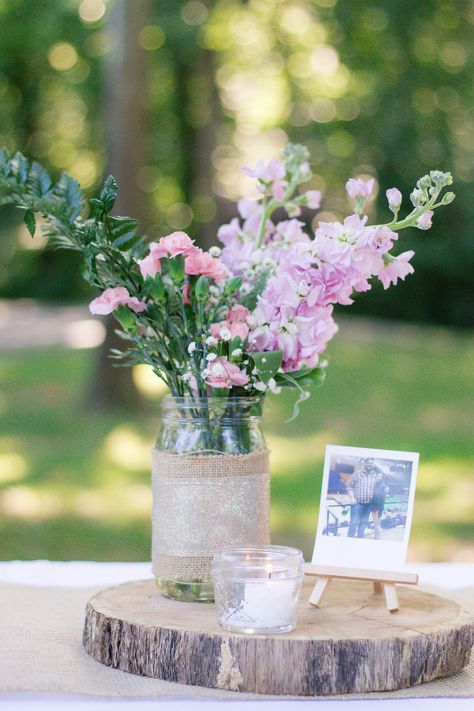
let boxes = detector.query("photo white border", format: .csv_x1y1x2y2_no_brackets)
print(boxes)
312,444,419,570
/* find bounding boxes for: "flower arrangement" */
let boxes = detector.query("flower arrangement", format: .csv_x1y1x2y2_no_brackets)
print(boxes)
0,145,454,418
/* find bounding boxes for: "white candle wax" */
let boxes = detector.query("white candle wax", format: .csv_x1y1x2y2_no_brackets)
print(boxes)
226,578,297,630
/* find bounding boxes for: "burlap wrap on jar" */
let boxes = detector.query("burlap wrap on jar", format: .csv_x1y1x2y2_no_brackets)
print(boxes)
151,449,270,581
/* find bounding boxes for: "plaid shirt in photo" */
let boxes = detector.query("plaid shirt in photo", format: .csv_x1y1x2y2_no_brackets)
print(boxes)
347,470,380,504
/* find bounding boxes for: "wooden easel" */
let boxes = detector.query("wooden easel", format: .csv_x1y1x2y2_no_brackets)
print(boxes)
304,564,419,613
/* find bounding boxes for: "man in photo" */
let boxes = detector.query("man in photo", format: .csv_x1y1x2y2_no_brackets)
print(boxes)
347,458,382,538
371,475,390,540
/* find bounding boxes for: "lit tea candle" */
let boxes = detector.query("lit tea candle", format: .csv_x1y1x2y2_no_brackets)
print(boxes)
213,546,303,634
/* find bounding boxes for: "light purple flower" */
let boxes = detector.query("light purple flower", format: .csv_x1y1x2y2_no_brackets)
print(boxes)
242,158,286,183
378,251,415,289
386,188,402,211
237,199,261,220
305,190,322,209
245,204,416,372
356,225,398,254
272,180,288,201
217,163,420,374
415,210,434,230
346,177,375,200
217,218,240,245
275,219,308,244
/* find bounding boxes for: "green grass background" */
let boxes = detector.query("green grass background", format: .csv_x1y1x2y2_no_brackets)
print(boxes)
0,318,473,562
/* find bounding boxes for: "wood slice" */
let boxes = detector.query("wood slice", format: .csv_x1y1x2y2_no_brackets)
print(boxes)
83,577,474,696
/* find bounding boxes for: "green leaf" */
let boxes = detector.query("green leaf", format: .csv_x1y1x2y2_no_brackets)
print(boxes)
167,255,185,284
0,147,9,169
239,270,271,310
11,151,28,183
195,275,209,301
29,162,52,196
248,350,283,383
224,275,242,296
55,173,83,221
100,175,117,213
275,367,326,390
89,198,104,217
115,305,137,332
144,274,165,302
106,215,139,247
229,335,243,355
275,367,326,422
23,208,36,237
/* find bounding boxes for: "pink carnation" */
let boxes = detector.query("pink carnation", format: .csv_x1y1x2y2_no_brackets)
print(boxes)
89,286,146,315
126,297,147,313
139,253,162,278
210,304,250,341
184,251,228,281
139,241,167,278
227,304,250,323
206,356,249,389
211,320,249,341
229,322,249,340
139,233,198,278
159,231,198,257
182,282,191,305
378,251,415,289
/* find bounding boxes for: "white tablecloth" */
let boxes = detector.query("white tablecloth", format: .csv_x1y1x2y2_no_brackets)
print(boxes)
1,560,473,710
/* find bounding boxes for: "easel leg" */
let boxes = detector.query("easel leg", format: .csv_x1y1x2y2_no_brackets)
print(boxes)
384,583,399,613
309,577,330,607
373,581,383,594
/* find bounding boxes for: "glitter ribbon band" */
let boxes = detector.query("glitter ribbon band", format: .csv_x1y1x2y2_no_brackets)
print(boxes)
151,449,270,581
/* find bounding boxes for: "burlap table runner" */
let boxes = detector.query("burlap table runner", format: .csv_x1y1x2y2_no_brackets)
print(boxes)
0,580,473,700
151,449,270,581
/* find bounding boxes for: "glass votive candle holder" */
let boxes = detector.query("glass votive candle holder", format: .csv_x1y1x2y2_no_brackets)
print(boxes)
212,545,304,634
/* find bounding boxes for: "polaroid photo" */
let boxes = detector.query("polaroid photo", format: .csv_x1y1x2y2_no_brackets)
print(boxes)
312,444,419,571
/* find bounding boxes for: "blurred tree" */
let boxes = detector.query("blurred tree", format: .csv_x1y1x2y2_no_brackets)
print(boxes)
0,0,102,301
88,0,150,408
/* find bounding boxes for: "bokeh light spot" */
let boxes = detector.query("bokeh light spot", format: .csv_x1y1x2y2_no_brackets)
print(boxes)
440,41,467,70
136,165,161,193
412,87,436,115
48,43,79,72
18,222,47,251
69,151,98,187
0,453,29,484
310,45,339,76
79,0,106,23
138,25,166,51
103,426,151,471
133,365,169,398
191,195,217,223
181,1,209,26
310,98,337,123
166,203,194,230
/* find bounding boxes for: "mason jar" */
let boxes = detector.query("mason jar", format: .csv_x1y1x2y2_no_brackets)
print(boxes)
152,396,270,602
